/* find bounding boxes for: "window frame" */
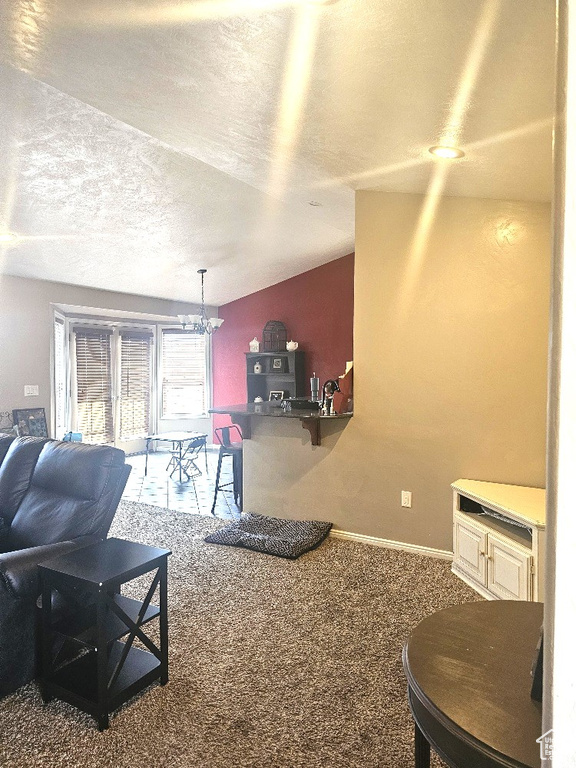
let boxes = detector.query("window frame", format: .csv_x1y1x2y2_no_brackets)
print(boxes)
51,311,70,440
158,326,211,419
118,327,155,441
52,312,158,444
72,324,115,445
52,310,212,444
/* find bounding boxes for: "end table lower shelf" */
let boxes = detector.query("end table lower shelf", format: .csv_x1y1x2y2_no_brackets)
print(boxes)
48,641,161,714
39,537,171,731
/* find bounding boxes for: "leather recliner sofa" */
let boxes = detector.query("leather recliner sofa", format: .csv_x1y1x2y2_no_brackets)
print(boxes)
0,435,131,697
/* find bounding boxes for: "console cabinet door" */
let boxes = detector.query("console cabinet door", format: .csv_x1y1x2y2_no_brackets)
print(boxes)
487,536,532,601
453,515,487,584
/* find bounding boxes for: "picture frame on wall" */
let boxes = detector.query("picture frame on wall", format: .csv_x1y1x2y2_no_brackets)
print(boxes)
269,391,284,401
0,411,14,434
272,357,286,371
12,408,49,438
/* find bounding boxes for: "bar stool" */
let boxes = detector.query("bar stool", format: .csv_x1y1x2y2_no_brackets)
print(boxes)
211,425,243,515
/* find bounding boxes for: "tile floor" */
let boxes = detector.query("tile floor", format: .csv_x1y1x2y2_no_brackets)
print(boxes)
122,447,240,520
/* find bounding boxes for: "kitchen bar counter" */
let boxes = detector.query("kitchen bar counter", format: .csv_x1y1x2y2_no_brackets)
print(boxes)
209,403,352,446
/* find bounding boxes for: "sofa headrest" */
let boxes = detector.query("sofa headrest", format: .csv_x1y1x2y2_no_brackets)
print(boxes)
7,440,128,550
0,435,15,467
0,437,51,524
31,440,125,500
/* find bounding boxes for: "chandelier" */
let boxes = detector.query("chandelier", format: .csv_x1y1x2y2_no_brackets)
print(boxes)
177,269,224,335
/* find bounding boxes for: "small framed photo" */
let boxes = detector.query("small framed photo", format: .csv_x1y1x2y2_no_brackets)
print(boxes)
272,357,284,370
269,390,285,401
12,408,48,438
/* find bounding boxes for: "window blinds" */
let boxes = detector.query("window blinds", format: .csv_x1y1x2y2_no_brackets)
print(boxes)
119,329,153,439
74,327,113,444
161,329,207,417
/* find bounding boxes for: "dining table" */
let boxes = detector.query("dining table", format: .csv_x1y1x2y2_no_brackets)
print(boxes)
144,431,208,483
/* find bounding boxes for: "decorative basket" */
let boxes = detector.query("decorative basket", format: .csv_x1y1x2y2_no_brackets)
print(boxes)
262,321,287,352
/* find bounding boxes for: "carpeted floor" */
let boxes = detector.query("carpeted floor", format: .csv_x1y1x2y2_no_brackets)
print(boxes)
0,501,479,768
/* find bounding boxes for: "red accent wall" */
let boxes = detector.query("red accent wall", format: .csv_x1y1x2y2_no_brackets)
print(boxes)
212,253,354,429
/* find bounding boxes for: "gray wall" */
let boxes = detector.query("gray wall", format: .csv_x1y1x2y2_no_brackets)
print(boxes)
244,191,551,550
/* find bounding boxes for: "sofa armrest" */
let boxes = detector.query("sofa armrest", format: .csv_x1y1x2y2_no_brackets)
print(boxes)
0,537,100,600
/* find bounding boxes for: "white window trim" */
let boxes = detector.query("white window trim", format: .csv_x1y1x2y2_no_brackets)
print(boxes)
52,311,160,438
51,310,70,440
71,320,157,442
52,309,213,440
158,325,212,419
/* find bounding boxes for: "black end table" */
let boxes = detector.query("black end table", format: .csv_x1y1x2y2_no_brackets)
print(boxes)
39,537,171,731
403,601,543,768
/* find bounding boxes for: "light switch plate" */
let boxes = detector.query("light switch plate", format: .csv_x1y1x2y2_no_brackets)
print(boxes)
24,385,39,397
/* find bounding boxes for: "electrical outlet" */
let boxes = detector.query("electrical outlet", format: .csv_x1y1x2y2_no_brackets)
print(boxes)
401,490,412,508
24,385,39,397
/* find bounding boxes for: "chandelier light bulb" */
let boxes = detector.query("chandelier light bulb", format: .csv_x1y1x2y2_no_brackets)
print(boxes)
177,270,223,335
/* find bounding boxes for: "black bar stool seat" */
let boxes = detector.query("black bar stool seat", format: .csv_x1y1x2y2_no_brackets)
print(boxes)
211,425,243,515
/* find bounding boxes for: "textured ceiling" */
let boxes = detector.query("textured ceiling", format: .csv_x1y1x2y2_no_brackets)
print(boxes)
0,0,555,306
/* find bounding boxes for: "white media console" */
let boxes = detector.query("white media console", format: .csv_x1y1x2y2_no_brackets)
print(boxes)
451,479,546,601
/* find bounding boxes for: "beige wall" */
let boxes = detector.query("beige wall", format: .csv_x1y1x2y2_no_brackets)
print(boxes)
245,191,550,551
0,274,214,436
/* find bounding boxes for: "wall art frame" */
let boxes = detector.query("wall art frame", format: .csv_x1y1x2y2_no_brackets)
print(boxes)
12,408,49,438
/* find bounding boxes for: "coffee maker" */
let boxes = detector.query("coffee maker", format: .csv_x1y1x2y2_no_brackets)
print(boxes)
321,379,340,415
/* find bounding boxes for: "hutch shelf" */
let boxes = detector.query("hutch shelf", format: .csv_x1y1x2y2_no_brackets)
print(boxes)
246,351,305,402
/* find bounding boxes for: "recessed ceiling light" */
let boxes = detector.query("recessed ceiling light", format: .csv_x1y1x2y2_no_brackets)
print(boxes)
0,232,19,243
428,145,465,159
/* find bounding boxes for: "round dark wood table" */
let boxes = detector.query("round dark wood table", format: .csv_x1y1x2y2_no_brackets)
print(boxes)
403,601,543,768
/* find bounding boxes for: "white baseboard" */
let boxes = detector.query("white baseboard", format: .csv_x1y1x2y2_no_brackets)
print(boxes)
329,528,452,560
